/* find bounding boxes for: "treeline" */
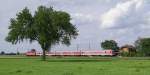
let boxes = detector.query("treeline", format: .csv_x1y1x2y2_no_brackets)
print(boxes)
0,51,21,55
101,37,150,57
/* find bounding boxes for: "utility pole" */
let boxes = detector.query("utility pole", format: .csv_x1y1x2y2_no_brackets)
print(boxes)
88,41,91,50
77,44,79,51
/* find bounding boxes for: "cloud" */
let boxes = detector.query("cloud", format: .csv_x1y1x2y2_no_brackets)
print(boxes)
100,0,148,29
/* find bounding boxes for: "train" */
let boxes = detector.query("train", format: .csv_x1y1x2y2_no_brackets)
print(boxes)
26,49,117,56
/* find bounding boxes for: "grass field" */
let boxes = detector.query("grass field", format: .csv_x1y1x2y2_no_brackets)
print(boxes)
0,56,150,75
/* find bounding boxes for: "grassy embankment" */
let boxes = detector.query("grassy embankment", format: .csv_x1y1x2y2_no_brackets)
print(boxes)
0,56,150,75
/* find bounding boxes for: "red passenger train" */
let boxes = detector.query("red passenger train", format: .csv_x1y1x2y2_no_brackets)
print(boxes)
26,49,116,56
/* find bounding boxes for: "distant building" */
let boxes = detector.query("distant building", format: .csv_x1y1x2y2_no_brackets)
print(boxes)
120,44,136,53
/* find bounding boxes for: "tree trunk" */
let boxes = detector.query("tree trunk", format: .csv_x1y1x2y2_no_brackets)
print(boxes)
40,42,51,61
42,50,46,61
41,43,47,61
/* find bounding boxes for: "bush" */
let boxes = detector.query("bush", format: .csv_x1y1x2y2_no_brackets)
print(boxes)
121,52,129,57
121,52,137,57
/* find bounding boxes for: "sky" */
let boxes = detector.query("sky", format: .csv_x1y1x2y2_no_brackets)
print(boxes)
0,0,150,52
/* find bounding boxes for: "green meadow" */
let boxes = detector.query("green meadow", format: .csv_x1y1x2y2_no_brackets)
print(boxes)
0,56,150,75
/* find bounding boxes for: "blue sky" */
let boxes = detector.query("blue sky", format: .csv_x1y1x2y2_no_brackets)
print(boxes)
0,0,150,52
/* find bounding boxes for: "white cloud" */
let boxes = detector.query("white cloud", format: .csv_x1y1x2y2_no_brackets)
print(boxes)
100,0,144,29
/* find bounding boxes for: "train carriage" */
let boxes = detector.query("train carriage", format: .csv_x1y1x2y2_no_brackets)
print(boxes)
26,49,115,56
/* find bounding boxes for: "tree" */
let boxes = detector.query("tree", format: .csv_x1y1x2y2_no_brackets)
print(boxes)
5,6,78,61
0,51,5,55
135,38,150,56
17,51,20,55
101,40,119,51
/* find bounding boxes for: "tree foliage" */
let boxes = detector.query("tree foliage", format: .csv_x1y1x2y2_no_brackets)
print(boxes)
0,51,5,55
135,38,150,56
5,6,78,60
101,40,119,51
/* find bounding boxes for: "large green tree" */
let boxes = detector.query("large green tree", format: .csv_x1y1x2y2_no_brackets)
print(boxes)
101,40,119,51
5,6,78,61
135,38,150,56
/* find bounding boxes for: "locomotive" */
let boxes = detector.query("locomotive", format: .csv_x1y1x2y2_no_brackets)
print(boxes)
26,49,116,56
